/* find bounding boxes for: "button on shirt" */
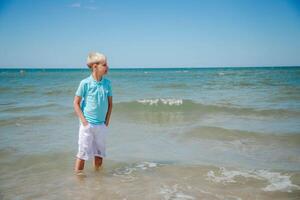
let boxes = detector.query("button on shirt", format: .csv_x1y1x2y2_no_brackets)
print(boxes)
75,75,112,125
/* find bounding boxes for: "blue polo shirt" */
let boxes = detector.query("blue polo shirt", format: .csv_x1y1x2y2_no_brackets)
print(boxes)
75,75,112,125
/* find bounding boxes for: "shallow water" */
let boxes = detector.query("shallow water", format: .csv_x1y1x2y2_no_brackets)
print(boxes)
0,67,300,199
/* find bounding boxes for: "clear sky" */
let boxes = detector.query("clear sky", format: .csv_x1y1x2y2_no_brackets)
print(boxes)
0,0,300,68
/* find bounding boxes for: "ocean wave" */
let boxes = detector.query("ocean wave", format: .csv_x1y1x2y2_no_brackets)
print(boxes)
0,87,10,93
0,115,52,126
17,88,36,94
153,83,190,89
44,88,75,96
1,103,62,113
206,167,300,192
112,161,161,181
114,99,194,111
183,125,300,143
159,184,195,200
0,147,18,157
114,99,300,117
113,99,197,124
0,102,16,106
137,98,183,106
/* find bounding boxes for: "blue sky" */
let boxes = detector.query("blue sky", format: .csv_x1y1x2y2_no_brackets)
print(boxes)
0,0,299,68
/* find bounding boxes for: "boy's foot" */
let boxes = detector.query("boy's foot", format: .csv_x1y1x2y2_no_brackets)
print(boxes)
74,170,86,177
94,166,102,171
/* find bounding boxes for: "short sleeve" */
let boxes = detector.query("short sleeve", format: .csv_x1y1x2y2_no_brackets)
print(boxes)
107,81,112,96
75,81,85,97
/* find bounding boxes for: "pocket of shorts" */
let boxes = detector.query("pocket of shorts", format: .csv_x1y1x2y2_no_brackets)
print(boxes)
82,123,90,129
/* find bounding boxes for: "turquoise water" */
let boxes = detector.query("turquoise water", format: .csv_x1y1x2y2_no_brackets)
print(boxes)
0,67,300,199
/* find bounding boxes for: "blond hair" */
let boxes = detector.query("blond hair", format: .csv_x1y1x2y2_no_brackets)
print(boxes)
86,52,106,68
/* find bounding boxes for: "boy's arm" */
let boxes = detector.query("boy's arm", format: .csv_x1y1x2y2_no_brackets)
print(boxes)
73,96,88,126
105,96,113,127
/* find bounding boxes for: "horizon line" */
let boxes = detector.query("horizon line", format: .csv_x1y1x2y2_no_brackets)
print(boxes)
0,65,299,70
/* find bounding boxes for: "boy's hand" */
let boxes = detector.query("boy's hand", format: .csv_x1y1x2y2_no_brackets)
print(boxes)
82,120,89,127
105,121,109,127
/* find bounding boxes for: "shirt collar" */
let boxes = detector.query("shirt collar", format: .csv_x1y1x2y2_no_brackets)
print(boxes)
90,75,104,85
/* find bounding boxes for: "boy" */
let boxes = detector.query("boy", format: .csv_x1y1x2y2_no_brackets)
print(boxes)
73,52,113,174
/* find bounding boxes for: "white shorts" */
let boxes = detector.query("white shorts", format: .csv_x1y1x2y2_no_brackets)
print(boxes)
76,123,108,160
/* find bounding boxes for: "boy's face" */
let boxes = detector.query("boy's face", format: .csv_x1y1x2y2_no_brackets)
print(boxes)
93,61,109,75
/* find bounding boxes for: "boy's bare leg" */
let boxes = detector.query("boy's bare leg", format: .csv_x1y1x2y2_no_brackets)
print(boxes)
74,158,85,172
94,156,103,170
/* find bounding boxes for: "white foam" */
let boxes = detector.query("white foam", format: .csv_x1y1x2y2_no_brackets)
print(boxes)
159,184,195,200
206,167,300,192
137,98,183,106
137,99,159,105
192,188,242,200
113,162,159,176
135,161,158,169
256,170,300,192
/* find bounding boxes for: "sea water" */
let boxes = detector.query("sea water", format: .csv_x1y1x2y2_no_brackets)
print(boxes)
0,67,300,199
